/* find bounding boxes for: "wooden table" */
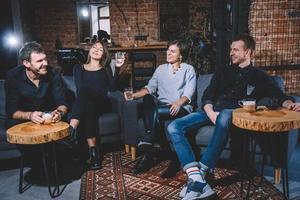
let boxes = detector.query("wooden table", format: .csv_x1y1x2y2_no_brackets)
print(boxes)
232,107,300,199
7,121,69,144
233,107,300,133
7,121,70,198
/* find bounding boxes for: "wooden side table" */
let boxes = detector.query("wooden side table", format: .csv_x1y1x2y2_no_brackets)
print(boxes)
232,107,300,199
7,121,69,198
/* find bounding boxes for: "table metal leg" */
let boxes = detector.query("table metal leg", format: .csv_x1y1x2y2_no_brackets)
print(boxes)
19,156,32,193
240,131,251,199
41,143,67,198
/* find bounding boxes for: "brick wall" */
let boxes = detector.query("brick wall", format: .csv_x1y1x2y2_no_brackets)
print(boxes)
110,0,159,47
20,0,78,66
249,0,300,95
19,0,211,68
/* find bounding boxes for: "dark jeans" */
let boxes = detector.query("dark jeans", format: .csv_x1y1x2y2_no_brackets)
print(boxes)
71,88,111,139
139,94,189,143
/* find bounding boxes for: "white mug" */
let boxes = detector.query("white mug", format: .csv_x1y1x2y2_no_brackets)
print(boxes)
238,98,256,112
42,112,53,124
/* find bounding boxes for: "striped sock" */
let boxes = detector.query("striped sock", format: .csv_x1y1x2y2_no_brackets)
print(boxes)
186,167,205,183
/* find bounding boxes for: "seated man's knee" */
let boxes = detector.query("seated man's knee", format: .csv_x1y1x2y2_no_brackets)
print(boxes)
167,120,184,138
216,109,233,127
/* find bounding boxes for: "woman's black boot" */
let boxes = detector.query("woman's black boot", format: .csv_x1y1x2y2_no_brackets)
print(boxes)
89,146,102,170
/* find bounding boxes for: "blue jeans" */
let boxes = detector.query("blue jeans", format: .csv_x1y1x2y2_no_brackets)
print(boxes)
167,109,233,171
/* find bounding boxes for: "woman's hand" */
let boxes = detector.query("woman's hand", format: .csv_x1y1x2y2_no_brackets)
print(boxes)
169,101,182,116
115,52,126,68
124,92,135,101
51,110,62,123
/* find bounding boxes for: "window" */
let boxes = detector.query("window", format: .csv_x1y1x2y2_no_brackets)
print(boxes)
77,2,110,44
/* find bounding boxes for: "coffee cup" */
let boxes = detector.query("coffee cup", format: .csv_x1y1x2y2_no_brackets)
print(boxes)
42,112,53,124
238,98,256,112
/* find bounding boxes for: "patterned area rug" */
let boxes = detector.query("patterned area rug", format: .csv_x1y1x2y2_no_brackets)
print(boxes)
80,151,285,200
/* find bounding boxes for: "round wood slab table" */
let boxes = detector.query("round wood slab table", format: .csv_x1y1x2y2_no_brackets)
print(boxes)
232,107,300,199
6,121,70,198
232,107,300,132
7,121,69,145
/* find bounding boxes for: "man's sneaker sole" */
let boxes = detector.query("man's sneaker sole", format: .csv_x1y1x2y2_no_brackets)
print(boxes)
179,185,187,198
198,184,215,199
182,184,215,200
138,141,154,152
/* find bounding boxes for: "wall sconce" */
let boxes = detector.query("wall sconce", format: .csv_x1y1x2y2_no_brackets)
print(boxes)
81,8,89,17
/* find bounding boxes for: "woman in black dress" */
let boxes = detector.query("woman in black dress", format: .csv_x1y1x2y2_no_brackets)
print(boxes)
69,41,125,170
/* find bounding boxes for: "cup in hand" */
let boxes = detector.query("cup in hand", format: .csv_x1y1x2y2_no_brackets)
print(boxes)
115,51,126,66
238,98,256,112
42,112,53,124
124,87,133,100
115,51,125,59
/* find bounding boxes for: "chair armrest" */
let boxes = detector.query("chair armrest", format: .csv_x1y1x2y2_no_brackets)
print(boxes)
121,100,140,146
107,91,125,116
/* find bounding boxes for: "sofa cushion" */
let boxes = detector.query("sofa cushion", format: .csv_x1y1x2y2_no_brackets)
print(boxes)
0,119,20,159
196,74,213,111
195,126,231,149
195,126,215,145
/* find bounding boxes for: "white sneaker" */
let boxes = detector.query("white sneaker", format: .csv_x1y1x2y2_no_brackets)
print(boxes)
179,178,192,198
182,180,215,200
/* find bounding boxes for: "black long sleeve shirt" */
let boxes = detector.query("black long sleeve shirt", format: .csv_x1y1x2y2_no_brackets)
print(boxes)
72,64,119,96
202,64,293,112
5,66,68,118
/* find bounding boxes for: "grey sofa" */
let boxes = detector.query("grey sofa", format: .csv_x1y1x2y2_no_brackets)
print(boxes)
123,73,299,163
0,80,21,160
0,73,128,160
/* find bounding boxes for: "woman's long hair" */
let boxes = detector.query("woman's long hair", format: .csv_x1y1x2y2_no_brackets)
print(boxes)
86,40,112,75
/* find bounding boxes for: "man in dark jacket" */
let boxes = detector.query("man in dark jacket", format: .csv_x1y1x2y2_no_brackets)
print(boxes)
5,41,69,178
167,34,300,199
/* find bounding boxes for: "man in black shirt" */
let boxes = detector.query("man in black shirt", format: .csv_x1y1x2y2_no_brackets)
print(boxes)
167,34,300,199
5,41,68,175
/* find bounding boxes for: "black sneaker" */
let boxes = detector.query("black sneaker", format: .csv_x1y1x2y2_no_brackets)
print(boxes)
132,154,154,175
138,141,153,151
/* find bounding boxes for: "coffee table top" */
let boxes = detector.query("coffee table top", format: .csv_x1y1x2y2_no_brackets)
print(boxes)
232,107,300,132
7,121,70,144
